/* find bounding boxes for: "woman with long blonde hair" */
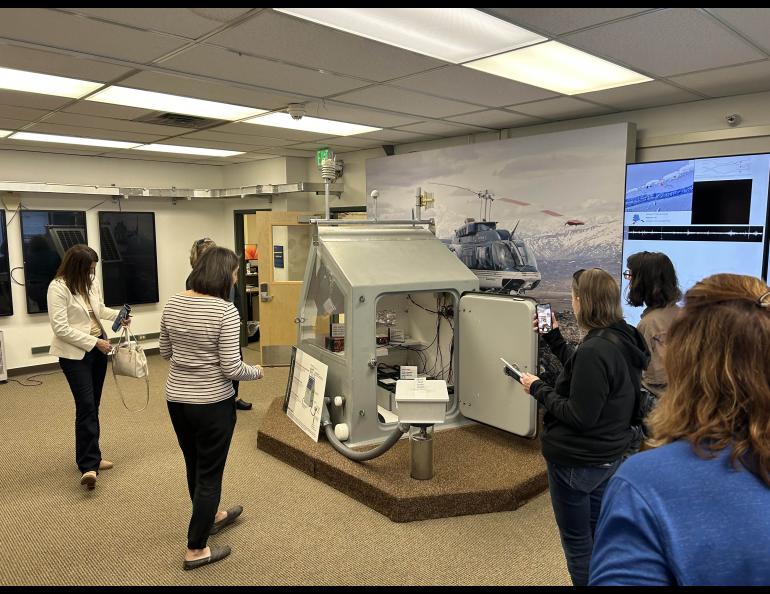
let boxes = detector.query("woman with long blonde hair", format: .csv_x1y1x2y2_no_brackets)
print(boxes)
590,274,770,586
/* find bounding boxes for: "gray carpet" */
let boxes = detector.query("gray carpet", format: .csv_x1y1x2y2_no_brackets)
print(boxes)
0,348,570,586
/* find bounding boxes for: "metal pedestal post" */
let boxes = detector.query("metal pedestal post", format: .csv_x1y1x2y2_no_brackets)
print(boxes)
410,424,434,480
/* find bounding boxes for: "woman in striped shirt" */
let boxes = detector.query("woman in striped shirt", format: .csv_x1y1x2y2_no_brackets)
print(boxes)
160,246,263,570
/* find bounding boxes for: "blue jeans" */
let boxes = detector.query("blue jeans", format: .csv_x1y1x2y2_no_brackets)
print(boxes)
546,459,622,586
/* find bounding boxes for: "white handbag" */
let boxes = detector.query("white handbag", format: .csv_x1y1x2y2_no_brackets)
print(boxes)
111,327,149,412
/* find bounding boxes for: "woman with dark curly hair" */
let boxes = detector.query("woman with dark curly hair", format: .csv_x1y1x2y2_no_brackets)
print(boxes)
590,274,770,585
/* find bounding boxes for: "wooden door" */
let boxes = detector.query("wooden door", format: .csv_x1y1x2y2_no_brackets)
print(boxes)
253,211,318,365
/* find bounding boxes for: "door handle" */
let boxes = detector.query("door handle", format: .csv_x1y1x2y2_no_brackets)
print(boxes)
260,282,273,302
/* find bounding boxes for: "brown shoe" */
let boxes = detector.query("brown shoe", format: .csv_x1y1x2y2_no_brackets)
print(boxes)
99,459,114,470
80,471,97,490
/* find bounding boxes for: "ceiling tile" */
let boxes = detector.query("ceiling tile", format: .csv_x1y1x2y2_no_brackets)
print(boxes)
0,9,189,64
333,86,482,118
206,10,447,82
311,135,386,149
152,136,263,152
0,104,51,123
27,122,161,143
447,109,541,129
302,103,421,128
163,44,370,97
708,8,770,54
64,102,154,120
63,8,255,39
562,8,766,77
482,8,655,36
265,147,316,158
577,81,701,111
392,65,558,108
0,90,72,110
508,97,615,120
181,130,299,147
0,117,28,130
236,152,286,161
669,61,770,98
395,121,490,136
118,71,297,110
356,129,439,143
0,43,131,82
0,140,109,156
214,122,335,142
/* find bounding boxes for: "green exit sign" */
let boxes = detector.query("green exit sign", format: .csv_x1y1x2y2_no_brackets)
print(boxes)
316,148,331,168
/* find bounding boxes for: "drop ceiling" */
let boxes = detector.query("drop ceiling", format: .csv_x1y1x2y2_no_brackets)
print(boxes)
0,7,768,165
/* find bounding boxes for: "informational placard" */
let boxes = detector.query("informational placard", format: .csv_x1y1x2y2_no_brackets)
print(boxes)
286,348,328,442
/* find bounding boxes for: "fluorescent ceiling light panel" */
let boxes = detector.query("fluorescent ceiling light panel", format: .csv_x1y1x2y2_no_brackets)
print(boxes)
87,86,266,121
464,41,652,95
132,144,244,157
244,112,380,136
0,130,12,138
0,66,103,98
274,8,545,63
11,132,140,149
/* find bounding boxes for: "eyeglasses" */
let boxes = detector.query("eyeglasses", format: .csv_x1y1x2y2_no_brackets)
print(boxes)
573,269,586,283
622,269,632,280
195,237,213,247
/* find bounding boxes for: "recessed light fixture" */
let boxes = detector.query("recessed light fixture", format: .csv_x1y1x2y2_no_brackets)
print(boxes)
0,130,12,139
87,86,266,121
11,132,140,149
464,41,652,95
131,144,244,157
0,66,103,99
245,112,380,136
274,8,545,63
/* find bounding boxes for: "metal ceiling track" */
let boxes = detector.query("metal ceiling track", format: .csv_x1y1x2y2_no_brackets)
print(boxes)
0,181,343,200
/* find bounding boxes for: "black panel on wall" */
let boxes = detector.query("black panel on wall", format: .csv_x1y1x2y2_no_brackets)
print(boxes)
20,210,88,314
0,210,12,316
98,212,159,306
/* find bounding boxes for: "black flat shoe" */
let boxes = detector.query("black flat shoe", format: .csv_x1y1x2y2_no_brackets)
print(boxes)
235,399,252,410
183,545,231,571
210,505,243,535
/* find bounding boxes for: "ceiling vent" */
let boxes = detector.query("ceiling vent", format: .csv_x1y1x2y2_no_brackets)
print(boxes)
133,112,226,129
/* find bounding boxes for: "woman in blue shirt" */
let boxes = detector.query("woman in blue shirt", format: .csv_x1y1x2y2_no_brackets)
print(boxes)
589,273,770,586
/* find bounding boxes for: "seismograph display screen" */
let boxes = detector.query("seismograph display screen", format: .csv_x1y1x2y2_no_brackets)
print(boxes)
622,153,770,325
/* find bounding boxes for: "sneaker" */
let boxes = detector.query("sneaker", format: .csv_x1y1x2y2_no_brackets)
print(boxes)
80,471,97,490
99,459,114,470
235,399,252,411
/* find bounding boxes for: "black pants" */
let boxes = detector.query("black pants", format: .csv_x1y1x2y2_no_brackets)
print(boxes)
168,397,237,550
60,346,108,474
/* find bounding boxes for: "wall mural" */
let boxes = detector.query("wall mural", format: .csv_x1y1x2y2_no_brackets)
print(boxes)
366,123,633,369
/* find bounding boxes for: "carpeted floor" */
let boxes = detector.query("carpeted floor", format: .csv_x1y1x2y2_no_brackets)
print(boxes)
0,348,570,586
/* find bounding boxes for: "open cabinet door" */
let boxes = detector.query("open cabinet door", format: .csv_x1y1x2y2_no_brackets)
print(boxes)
458,293,538,437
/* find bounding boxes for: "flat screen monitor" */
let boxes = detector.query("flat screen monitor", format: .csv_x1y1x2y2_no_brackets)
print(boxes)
98,211,159,306
0,210,12,316
622,153,770,325
20,210,88,314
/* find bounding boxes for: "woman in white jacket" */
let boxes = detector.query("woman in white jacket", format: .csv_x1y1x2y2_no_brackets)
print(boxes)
47,244,128,490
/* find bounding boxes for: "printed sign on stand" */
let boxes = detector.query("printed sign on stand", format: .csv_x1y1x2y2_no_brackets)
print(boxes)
286,348,328,442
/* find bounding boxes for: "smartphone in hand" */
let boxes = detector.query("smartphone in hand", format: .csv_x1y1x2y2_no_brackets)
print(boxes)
536,303,552,334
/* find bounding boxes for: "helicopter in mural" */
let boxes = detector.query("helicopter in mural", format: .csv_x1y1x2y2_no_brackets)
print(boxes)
430,183,585,293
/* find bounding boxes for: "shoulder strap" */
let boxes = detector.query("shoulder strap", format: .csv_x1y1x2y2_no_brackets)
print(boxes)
110,327,150,412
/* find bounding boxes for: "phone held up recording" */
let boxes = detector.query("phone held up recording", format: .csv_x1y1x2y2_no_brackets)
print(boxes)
112,304,132,332
536,303,552,335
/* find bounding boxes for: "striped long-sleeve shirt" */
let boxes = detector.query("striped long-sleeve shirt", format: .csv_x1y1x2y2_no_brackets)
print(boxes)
160,294,263,404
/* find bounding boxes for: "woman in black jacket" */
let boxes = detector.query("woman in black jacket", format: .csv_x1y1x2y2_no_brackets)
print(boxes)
519,268,649,587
